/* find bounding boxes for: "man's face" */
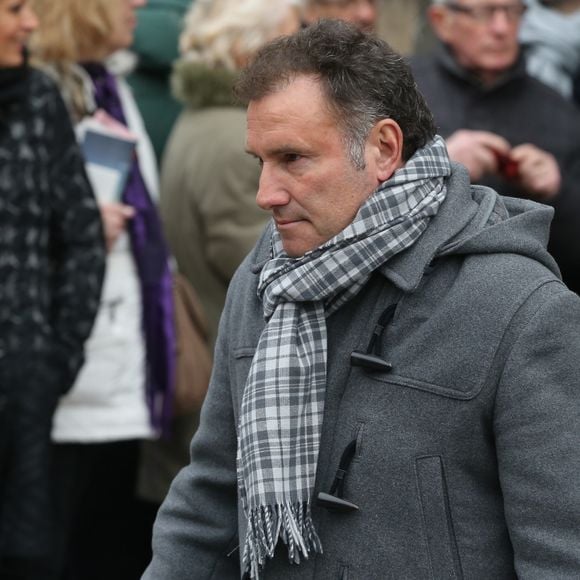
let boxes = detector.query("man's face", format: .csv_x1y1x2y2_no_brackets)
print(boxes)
305,0,378,32
246,76,381,258
429,1,525,84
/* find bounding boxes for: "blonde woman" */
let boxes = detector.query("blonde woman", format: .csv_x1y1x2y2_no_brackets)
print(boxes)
30,0,175,577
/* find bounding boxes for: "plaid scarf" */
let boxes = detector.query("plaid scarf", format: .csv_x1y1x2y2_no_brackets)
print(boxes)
238,136,451,578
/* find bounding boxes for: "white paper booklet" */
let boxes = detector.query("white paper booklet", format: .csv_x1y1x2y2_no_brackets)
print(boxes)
77,110,138,204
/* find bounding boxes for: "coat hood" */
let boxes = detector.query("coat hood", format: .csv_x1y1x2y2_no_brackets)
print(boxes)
251,163,559,292
171,60,239,110
383,163,559,291
131,0,190,71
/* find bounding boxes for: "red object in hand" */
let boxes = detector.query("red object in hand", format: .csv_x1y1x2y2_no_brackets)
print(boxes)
493,150,519,180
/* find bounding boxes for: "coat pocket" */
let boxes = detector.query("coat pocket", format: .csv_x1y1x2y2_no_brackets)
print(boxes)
415,455,463,580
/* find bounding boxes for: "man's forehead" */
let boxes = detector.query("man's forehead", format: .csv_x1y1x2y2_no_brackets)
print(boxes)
245,77,339,155
247,75,325,114
310,0,377,11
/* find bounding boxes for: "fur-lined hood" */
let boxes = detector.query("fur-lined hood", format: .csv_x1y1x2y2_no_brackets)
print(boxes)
171,60,239,110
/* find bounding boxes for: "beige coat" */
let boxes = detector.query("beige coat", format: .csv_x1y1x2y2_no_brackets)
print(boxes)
160,63,268,347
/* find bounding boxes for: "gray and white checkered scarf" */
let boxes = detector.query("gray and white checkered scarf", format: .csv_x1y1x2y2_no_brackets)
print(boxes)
238,136,451,578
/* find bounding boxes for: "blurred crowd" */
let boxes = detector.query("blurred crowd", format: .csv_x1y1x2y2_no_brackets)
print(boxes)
0,0,579,578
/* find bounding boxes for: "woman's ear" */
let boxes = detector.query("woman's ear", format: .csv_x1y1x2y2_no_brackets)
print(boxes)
368,118,404,182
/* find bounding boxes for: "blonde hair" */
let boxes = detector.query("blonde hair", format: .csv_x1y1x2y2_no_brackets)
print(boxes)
29,0,117,62
180,0,303,71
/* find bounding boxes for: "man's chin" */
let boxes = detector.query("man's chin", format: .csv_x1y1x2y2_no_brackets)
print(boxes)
280,236,316,258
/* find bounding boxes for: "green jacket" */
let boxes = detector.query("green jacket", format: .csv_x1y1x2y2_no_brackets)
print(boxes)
128,0,190,161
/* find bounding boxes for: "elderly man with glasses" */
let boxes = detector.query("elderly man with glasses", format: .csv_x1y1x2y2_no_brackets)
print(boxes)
411,0,580,295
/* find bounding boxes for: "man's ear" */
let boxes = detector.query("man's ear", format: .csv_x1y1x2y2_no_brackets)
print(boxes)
428,5,453,43
368,119,404,182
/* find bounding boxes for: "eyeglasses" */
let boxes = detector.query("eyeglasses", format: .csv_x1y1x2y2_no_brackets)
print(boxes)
445,2,527,23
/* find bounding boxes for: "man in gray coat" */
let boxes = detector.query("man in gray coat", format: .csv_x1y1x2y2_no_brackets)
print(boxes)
144,20,580,580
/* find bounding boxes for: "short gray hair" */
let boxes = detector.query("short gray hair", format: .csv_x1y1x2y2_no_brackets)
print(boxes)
235,20,436,167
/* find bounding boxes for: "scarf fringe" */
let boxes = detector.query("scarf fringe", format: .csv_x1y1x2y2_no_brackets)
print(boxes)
242,501,323,579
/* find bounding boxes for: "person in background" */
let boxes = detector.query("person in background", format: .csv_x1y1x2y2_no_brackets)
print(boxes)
140,0,302,517
519,0,580,105
30,0,175,578
144,21,580,579
303,0,378,30
128,0,192,162
0,1,104,578
161,0,302,348
410,0,580,294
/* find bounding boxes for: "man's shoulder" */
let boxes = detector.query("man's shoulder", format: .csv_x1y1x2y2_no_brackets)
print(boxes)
227,223,273,295
220,226,273,350
407,53,441,81
408,53,437,72
407,52,452,103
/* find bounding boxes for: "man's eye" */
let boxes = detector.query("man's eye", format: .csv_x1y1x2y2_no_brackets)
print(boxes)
284,153,302,164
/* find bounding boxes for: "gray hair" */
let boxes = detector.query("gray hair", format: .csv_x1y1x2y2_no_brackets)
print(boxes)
180,0,303,71
235,20,436,167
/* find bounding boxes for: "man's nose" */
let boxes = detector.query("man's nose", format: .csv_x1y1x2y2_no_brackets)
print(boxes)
256,165,290,210
488,7,512,33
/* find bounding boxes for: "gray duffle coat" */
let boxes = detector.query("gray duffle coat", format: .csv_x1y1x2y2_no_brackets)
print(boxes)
145,165,580,579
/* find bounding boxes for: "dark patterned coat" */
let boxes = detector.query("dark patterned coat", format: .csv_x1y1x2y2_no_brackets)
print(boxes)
0,69,105,562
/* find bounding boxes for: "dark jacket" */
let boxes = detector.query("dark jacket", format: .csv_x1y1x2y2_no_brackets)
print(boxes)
0,69,104,561
144,165,580,579
410,47,580,295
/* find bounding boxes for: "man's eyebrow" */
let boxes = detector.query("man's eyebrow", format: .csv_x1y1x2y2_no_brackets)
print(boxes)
245,145,310,158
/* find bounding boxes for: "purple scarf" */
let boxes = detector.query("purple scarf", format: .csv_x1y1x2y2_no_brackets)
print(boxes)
83,63,175,437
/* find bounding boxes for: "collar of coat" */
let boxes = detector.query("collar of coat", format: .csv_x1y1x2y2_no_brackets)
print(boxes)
251,162,558,293
251,164,476,293
171,60,239,110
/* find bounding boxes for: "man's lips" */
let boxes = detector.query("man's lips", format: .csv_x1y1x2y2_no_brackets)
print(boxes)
274,218,304,227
